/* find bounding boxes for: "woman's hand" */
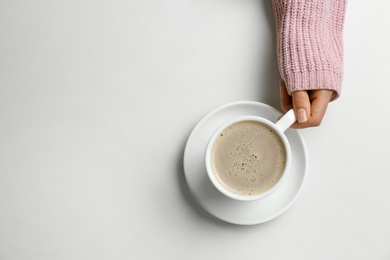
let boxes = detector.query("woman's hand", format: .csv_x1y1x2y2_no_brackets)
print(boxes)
280,81,335,129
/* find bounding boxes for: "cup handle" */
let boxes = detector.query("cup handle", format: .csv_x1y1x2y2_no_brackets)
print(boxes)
275,109,296,132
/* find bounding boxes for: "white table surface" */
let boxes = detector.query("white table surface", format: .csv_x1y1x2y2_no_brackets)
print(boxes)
1,0,389,259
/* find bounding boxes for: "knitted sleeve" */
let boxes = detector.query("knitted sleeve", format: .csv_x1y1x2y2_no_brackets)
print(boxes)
272,0,347,100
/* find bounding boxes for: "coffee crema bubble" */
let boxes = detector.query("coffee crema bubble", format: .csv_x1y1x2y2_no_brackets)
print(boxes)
210,120,287,196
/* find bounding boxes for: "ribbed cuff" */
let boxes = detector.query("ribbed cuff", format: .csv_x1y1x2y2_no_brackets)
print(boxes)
284,70,342,101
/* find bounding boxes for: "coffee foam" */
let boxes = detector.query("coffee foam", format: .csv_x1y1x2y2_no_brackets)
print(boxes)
210,121,286,196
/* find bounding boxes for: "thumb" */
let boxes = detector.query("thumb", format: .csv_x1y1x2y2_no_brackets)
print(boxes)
292,91,311,124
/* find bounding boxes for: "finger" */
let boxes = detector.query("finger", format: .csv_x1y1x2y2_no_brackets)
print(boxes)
307,90,334,126
280,81,292,112
290,90,334,128
291,90,311,124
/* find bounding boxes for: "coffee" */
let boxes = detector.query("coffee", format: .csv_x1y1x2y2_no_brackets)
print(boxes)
209,120,287,196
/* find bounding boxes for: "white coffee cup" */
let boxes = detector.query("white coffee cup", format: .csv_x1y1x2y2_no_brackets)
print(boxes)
205,109,296,202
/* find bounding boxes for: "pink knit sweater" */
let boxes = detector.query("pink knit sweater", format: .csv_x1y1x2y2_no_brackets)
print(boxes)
272,0,347,100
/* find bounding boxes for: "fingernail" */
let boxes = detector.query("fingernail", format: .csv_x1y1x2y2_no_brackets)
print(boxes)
297,108,308,123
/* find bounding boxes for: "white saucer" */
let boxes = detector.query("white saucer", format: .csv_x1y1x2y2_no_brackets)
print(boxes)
183,101,308,225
